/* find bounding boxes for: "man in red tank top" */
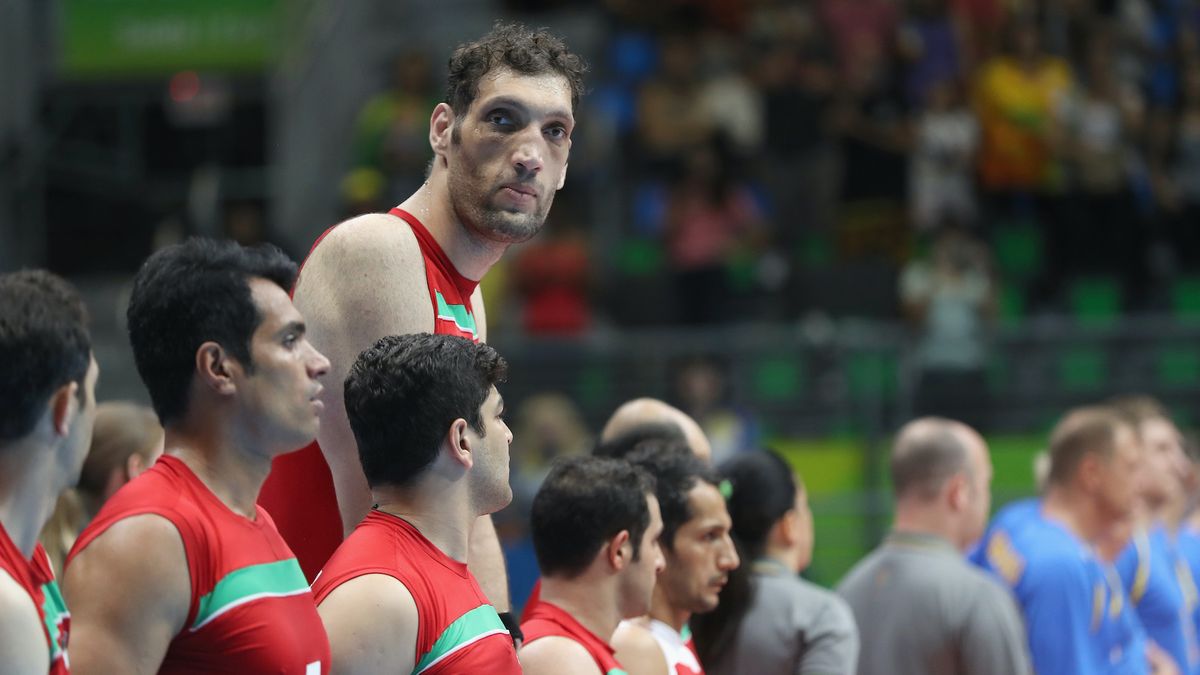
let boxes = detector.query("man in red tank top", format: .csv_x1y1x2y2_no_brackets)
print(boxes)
63,239,334,674
0,270,97,674
314,334,520,674
519,457,665,675
257,23,589,618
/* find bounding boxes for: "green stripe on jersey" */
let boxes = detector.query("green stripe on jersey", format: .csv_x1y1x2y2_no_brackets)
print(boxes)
40,580,69,659
607,670,630,675
434,291,477,336
413,604,508,674
191,558,309,630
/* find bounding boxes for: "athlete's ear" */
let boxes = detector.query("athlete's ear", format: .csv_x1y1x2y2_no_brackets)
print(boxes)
49,380,80,438
430,103,455,158
446,417,474,470
947,473,969,512
196,342,237,396
607,530,632,571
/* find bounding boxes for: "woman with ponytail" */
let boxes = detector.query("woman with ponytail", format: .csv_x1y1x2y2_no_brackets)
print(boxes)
691,449,858,674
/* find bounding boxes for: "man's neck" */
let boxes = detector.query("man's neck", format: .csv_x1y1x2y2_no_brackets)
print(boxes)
372,482,475,562
1042,485,1106,544
647,585,691,634
398,180,508,281
0,442,56,558
164,420,273,519
892,502,962,551
540,576,622,643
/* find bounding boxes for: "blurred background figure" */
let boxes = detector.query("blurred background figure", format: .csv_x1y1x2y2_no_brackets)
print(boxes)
693,449,858,675
670,355,759,464
39,402,163,574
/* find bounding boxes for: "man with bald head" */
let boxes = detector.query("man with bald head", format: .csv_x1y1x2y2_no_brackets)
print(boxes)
838,417,1031,675
597,398,712,463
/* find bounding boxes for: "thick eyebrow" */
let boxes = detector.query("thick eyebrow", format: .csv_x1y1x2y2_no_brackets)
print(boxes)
480,96,574,126
275,320,306,339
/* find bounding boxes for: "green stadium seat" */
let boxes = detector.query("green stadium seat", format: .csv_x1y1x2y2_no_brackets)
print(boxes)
1068,277,1121,327
997,283,1026,326
616,239,663,276
848,351,899,399
1171,277,1200,324
1157,347,1200,388
993,222,1043,280
752,356,804,402
1058,345,1107,392
575,365,611,410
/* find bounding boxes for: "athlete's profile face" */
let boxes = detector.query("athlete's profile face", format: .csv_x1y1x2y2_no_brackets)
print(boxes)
466,385,513,513
1139,417,1187,507
236,278,330,454
444,68,574,245
621,494,665,618
659,482,739,615
1099,424,1141,520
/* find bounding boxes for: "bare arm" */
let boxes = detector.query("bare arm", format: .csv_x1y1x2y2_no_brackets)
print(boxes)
62,515,191,675
292,214,435,536
612,621,670,675
0,570,50,674
519,636,602,675
317,574,418,675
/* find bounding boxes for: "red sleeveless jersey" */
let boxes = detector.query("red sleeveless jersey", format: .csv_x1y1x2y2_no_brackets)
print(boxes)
312,510,520,674
522,600,629,675
0,528,69,674
258,208,480,581
68,456,330,674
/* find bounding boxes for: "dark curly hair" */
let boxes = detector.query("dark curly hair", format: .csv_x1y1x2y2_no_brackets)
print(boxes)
445,21,588,117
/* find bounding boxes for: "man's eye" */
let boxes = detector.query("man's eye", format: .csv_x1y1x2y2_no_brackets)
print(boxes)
489,113,513,127
546,126,567,140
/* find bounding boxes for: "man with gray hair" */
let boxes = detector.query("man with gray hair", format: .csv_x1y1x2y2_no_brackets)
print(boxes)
837,417,1031,675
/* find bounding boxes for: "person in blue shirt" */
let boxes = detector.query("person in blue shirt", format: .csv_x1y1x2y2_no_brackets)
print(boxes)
973,405,1156,674
1111,396,1200,674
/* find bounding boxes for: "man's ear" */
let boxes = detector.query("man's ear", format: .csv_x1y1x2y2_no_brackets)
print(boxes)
49,380,80,437
947,474,969,512
430,103,455,157
446,417,474,469
607,530,632,571
195,342,237,396
773,509,799,547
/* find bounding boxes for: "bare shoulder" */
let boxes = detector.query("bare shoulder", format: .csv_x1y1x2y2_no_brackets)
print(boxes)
0,569,46,673
298,212,422,286
520,635,602,675
612,620,668,675
318,574,418,675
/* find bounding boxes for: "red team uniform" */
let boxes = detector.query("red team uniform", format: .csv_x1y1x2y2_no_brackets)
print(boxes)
312,509,520,674
259,207,482,581
68,456,330,674
522,601,630,675
0,528,70,674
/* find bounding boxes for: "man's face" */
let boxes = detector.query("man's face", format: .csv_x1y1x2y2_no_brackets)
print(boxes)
1097,424,1142,522
235,278,330,454
62,355,100,485
620,494,665,618
444,68,574,245
1139,417,1188,508
466,385,514,514
658,482,740,615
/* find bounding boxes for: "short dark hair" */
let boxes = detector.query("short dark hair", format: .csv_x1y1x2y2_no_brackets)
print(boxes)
445,21,587,117
0,270,91,443
626,440,720,552
1047,405,1129,486
345,334,508,488
531,456,656,579
593,421,686,459
126,238,298,425
890,420,971,500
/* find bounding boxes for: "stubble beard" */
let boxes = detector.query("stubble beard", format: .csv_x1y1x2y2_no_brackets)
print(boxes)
447,163,551,245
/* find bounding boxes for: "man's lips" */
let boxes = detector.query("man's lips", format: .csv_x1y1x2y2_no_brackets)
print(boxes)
501,184,537,199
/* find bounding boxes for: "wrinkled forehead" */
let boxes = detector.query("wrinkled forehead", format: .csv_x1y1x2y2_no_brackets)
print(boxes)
470,67,575,121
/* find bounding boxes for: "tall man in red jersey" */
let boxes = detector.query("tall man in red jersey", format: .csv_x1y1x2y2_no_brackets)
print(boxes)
63,239,334,674
314,334,521,674
0,270,98,675
520,456,666,675
258,22,587,615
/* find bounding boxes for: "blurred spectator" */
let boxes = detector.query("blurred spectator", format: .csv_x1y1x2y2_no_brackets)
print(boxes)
910,78,980,232
664,137,768,324
670,355,760,464
636,33,716,175
1156,60,1200,272
509,393,593,511
819,0,901,81
345,50,439,209
899,0,963,107
900,225,996,429
830,35,911,262
698,37,765,156
513,214,591,336
39,402,163,574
